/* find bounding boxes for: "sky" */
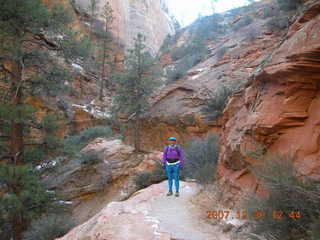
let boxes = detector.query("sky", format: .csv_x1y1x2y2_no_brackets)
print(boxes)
168,0,256,27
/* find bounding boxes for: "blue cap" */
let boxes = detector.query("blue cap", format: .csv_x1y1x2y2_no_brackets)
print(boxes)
168,137,177,141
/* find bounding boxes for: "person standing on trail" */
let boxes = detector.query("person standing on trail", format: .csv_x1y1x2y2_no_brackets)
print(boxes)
162,137,185,197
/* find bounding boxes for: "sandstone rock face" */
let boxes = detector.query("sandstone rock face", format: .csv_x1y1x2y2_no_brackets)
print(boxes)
218,0,320,206
40,0,174,135
73,0,174,55
138,0,285,151
45,138,163,223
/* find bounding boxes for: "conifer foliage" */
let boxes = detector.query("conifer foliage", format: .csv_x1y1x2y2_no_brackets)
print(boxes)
0,1,90,239
113,33,158,152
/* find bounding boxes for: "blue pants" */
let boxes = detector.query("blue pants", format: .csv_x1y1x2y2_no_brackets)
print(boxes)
166,164,180,193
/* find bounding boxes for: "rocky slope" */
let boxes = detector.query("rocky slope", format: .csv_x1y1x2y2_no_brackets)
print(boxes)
132,0,320,206
138,0,289,150
71,0,174,55
218,0,320,206
45,138,164,224
30,0,174,136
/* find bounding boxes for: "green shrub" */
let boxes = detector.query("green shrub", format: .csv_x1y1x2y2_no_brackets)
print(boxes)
166,67,187,82
23,214,74,240
159,30,184,55
201,86,232,121
77,125,113,144
245,27,261,41
171,45,189,61
159,34,174,54
43,135,63,152
167,53,204,82
135,172,153,189
276,0,303,11
78,152,101,166
184,135,219,184
192,16,220,41
134,162,166,190
23,147,46,164
232,16,253,31
266,16,289,32
216,46,228,60
261,6,280,19
63,125,113,156
245,157,320,240
41,114,60,134
311,220,320,240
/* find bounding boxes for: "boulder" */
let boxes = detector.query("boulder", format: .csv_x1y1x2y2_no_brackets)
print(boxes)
45,138,163,224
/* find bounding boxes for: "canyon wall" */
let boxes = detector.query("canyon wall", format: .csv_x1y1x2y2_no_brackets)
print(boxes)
38,0,174,135
138,0,286,151
135,0,320,206
218,0,320,206
72,0,174,55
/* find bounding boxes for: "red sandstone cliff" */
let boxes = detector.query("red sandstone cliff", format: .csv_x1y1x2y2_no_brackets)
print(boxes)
218,0,320,206
27,0,174,135
139,0,288,150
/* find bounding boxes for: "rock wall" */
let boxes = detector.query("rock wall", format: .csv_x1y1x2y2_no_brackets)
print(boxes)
45,138,164,224
218,0,320,207
137,0,286,151
38,0,174,135
72,0,174,55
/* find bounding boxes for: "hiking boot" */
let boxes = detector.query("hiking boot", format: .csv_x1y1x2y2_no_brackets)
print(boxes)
166,191,173,196
175,192,179,197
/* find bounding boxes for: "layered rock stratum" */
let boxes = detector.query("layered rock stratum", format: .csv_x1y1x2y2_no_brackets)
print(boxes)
56,181,236,240
136,0,320,206
218,0,320,206
45,138,163,223
139,0,286,150
72,0,174,55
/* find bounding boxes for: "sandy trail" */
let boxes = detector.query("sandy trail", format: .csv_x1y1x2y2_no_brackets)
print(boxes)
57,181,230,240
150,181,221,240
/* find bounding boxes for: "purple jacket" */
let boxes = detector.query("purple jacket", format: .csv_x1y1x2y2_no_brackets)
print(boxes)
162,145,185,168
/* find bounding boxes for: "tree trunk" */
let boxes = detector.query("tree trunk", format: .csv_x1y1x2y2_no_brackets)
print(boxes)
134,113,141,152
11,213,25,240
10,62,24,165
99,38,107,101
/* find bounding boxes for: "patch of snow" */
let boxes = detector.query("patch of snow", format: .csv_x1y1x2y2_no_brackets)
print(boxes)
119,190,127,196
35,160,57,170
184,185,193,193
72,63,84,72
56,34,64,40
192,75,199,80
72,104,111,119
58,200,73,205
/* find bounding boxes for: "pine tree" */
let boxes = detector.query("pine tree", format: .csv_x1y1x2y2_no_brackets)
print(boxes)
0,1,91,239
210,0,218,15
113,33,158,152
99,1,115,100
